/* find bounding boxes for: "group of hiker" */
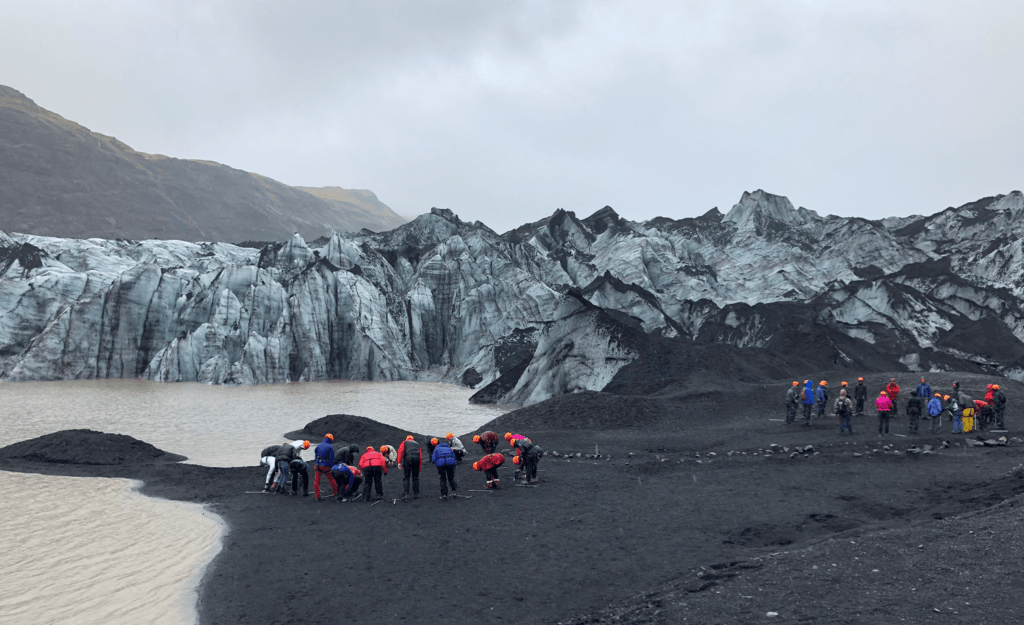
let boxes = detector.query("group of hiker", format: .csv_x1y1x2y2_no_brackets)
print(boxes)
784,377,1009,436
258,430,542,501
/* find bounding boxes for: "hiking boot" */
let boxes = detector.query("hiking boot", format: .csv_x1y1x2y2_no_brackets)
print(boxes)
440,495,447,500
315,497,322,502
302,492,309,497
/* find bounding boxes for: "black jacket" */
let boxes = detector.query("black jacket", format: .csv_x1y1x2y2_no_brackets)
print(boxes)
993,389,1007,408
906,395,924,416
853,384,868,401
261,445,281,458
275,444,298,462
337,444,360,465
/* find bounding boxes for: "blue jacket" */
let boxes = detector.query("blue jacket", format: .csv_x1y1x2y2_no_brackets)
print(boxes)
917,383,932,400
314,438,335,468
432,443,457,467
815,385,828,404
927,397,942,416
802,381,815,405
330,463,357,491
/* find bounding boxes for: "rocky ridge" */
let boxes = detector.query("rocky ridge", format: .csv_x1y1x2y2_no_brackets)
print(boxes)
2,190,1024,404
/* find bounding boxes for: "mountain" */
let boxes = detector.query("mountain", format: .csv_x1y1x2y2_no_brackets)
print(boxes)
0,85,405,242
2,189,1023,405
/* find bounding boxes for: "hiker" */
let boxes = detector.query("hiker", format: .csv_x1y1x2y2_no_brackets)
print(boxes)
927,393,944,434
993,384,1007,429
916,378,932,402
357,446,388,502
815,380,830,420
473,453,505,489
886,378,901,418
329,463,363,501
431,437,458,500
785,381,800,424
959,390,976,433
906,391,924,435
289,456,310,497
446,433,466,462
854,377,868,416
260,444,282,491
512,436,543,484
947,395,962,434
473,431,500,454
952,381,961,397
505,432,527,447
801,380,815,425
379,444,398,467
397,435,422,500
834,389,854,435
876,391,893,436
313,434,339,501
985,384,995,403
273,440,310,494
976,400,995,432
337,444,360,466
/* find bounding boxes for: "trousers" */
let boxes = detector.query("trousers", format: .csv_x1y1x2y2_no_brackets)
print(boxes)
877,411,891,435
362,467,384,501
314,466,338,499
438,465,457,496
403,464,420,496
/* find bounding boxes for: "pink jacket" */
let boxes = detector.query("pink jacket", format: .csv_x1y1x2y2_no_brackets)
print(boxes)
875,396,893,412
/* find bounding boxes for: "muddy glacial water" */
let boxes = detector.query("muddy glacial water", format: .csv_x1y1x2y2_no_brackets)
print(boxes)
0,380,512,624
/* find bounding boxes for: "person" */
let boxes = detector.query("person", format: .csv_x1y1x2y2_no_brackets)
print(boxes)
337,444,360,466
329,462,363,501
357,446,388,502
906,391,924,435
505,432,527,447
947,394,962,434
473,453,505,489
834,389,854,434
431,437,458,500
289,456,310,496
512,436,543,484
952,381,960,397
959,390,975,433
886,378,901,419
976,400,995,432
273,440,310,494
815,380,829,420
379,444,398,467
993,384,1007,429
916,378,932,403
313,434,339,501
473,431,500,454
785,381,800,424
446,433,466,462
397,435,422,500
801,379,814,426
260,444,282,491
927,393,944,434
854,377,868,416
876,391,893,436
985,384,995,404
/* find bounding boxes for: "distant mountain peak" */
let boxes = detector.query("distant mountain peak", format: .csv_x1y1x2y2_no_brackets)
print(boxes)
724,190,818,231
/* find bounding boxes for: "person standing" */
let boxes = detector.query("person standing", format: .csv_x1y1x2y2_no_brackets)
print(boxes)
357,446,388,502
835,389,854,434
313,434,339,502
815,380,830,420
473,453,506,489
906,391,924,435
785,381,800,424
431,438,458,500
329,463,363,501
927,393,944,434
985,384,995,404
916,378,932,403
876,391,893,436
801,380,815,426
397,435,422,501
886,378,901,419
993,384,1007,429
446,433,466,462
948,395,963,434
854,377,868,416
473,431,500,454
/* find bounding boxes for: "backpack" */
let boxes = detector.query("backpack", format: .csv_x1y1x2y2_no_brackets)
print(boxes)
799,388,807,402
928,399,941,416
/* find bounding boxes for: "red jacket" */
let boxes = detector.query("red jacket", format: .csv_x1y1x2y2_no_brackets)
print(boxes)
474,453,505,471
985,389,995,403
886,382,900,400
358,450,388,474
396,439,422,470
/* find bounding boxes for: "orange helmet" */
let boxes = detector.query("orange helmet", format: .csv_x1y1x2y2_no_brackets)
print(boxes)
804,379,809,384
858,377,864,382
325,433,334,441
430,438,438,446
934,393,941,397
841,381,848,387
473,435,481,443
406,435,414,441
366,446,374,452
820,380,827,386
994,385,1000,390
943,395,950,401
880,391,887,396
302,440,310,449
446,433,454,440
513,456,520,465
472,462,479,471
504,432,512,441
792,381,798,386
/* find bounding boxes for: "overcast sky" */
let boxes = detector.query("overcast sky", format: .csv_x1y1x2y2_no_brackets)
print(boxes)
1,1,1020,232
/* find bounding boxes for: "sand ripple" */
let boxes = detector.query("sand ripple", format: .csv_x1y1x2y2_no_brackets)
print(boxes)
0,471,223,625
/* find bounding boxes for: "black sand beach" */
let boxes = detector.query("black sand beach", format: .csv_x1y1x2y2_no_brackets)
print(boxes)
3,372,1024,624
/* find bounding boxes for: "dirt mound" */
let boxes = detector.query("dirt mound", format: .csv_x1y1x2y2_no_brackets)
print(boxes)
285,414,425,447
0,429,186,465
472,391,666,434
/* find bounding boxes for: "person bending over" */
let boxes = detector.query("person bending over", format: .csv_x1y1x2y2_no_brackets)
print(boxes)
330,463,363,502
446,433,466,462
397,435,422,500
358,446,388,502
289,457,309,497
260,444,281,491
473,431,500,454
473,453,506,489
431,438,458,500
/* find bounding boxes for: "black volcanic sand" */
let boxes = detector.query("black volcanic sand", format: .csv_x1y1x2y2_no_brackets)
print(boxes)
284,413,425,445
2,371,1023,625
0,429,186,464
